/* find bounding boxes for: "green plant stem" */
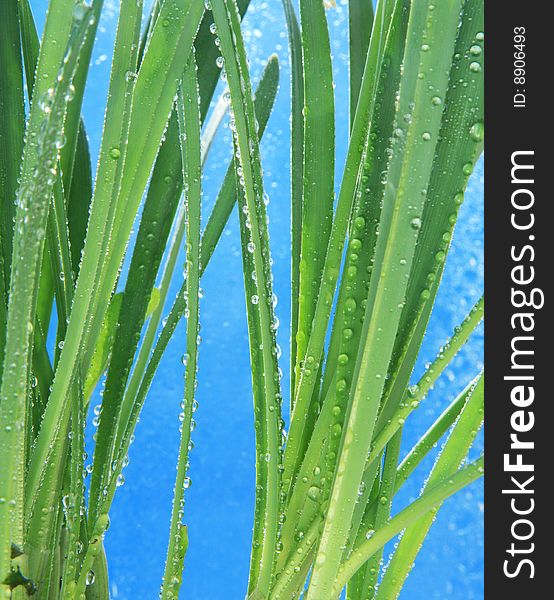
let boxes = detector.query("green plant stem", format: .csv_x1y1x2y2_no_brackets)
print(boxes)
160,55,202,600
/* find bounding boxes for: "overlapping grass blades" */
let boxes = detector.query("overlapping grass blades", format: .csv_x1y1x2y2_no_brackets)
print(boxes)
0,0,484,597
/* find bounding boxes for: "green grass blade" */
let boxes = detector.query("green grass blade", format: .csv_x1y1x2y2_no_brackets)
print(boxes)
17,0,56,343
280,0,304,401
292,0,335,449
18,0,98,287
211,0,282,593
375,375,484,599
124,0,251,295
113,55,278,470
197,0,251,119
201,55,280,268
348,0,373,127
103,0,248,431
17,0,76,344
58,1,104,196
333,455,484,596
0,0,25,299
76,0,205,387
17,0,40,95
66,121,93,277
344,461,382,600
59,388,85,598
160,55,202,600
83,290,159,402
25,0,144,520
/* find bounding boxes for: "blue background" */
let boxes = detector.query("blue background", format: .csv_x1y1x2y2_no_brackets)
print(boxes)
30,1,484,598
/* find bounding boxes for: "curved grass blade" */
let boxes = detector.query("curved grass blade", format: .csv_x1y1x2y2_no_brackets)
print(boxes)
59,388,85,598
0,0,25,299
201,55,280,268
282,0,396,495
211,0,282,593
348,0,373,128
107,61,279,516
350,432,401,600
67,121,93,277
27,0,206,508
375,375,484,599
25,0,144,539
74,0,205,394
58,1,104,196
280,0,304,400
160,55,202,600
292,0,335,456
83,289,160,402
19,0,99,286
87,113,182,524
17,0,56,343
124,0,252,296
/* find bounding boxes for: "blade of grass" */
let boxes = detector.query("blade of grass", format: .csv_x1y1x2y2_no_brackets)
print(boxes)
345,463,381,600
97,0,241,445
394,378,477,494
87,98,181,524
75,0,206,394
0,0,25,300
211,0,282,593
348,0,373,128
25,0,143,537
160,55,202,600
369,296,484,465
19,0,99,286
352,432,401,600
66,121,93,278
291,0,335,460
17,0,56,344
58,1,104,197
27,0,206,513
201,55,280,268
83,290,160,401
280,0,303,401
59,388,85,598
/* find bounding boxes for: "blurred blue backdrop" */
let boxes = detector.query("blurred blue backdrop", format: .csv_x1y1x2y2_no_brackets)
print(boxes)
30,1,484,598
